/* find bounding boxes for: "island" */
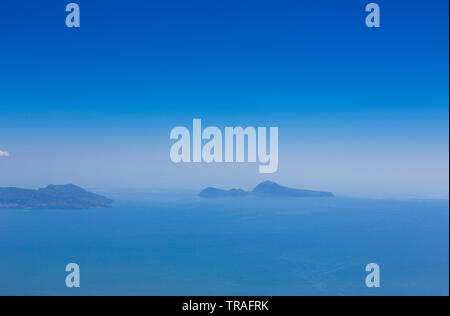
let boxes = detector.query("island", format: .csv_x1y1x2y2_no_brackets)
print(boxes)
199,181,334,198
0,184,113,209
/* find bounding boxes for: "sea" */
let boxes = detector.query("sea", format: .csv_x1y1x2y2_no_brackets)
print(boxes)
0,193,448,296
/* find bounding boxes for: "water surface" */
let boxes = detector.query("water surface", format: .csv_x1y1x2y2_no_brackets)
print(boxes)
0,194,448,296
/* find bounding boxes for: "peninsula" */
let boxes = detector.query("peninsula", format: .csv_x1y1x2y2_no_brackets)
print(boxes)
0,184,113,209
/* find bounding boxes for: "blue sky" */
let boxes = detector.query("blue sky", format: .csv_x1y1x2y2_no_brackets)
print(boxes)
0,0,448,197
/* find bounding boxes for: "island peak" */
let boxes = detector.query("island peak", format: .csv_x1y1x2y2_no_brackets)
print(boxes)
200,181,334,198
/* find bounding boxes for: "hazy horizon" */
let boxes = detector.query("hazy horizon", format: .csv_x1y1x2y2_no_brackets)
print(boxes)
0,181,448,200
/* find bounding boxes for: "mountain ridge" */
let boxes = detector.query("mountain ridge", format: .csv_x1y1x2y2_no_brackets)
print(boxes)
0,184,113,209
199,181,334,198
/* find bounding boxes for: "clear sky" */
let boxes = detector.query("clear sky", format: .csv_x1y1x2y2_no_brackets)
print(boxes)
0,0,448,198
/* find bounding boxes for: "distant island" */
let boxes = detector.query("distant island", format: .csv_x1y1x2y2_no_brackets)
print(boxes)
0,184,113,209
200,181,334,198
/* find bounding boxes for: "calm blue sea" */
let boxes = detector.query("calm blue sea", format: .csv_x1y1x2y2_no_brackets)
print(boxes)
0,194,448,296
